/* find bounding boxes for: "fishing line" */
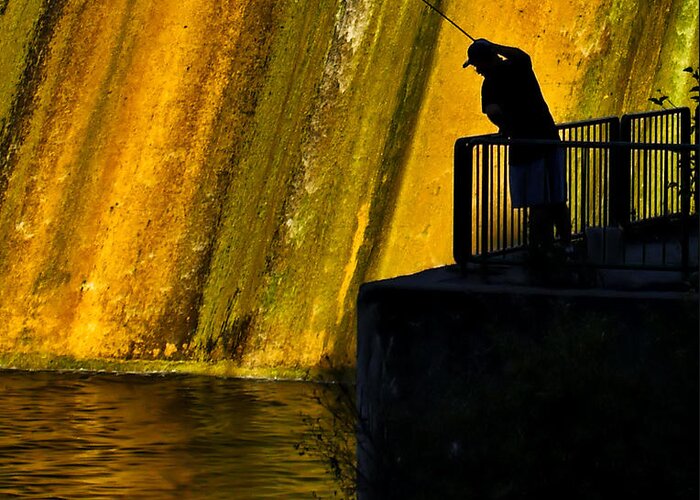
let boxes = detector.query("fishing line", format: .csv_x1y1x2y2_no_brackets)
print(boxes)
418,0,476,41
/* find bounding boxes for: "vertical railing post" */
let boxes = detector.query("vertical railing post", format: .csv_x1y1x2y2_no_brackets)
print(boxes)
580,142,588,231
612,117,629,227
453,138,472,269
696,106,699,214
481,144,491,258
679,108,691,273
688,105,700,284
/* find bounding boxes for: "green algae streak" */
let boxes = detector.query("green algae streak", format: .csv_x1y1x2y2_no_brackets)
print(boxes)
576,0,699,118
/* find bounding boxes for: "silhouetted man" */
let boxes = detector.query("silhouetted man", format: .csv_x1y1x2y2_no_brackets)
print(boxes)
464,39,571,256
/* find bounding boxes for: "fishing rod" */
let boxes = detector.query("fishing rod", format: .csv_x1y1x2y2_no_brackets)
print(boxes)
418,0,476,41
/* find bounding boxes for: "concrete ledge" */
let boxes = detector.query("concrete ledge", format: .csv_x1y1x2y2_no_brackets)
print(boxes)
0,354,342,381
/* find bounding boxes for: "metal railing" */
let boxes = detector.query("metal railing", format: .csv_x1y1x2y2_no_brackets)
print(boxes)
453,108,697,271
560,117,620,236
620,108,692,223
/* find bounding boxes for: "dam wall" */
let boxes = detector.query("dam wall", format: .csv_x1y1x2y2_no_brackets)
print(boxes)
0,0,697,372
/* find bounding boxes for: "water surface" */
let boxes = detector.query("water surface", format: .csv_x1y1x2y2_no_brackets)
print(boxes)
0,371,338,498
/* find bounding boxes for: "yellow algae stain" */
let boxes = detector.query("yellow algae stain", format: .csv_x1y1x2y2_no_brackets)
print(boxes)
163,342,177,357
64,0,250,359
0,0,136,354
0,0,255,359
336,201,370,323
65,0,210,356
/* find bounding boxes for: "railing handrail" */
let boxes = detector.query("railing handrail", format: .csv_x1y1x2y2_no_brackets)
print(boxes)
556,116,620,129
463,137,698,152
621,107,691,122
458,109,691,144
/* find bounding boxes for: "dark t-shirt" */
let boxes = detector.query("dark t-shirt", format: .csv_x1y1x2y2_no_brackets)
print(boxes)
481,51,559,162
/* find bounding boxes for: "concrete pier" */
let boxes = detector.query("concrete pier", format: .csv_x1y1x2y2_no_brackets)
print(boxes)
356,265,698,499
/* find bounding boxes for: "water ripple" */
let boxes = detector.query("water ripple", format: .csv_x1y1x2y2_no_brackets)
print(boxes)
0,371,337,498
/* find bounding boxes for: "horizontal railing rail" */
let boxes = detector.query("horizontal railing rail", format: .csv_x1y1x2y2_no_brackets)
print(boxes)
454,108,698,272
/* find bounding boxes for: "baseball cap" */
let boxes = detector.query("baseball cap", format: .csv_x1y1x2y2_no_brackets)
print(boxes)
462,40,493,68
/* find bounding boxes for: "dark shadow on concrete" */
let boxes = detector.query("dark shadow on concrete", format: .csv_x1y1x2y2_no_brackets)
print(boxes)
357,266,698,499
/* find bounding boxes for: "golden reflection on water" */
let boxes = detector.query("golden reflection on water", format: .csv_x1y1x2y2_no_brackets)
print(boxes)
0,371,337,498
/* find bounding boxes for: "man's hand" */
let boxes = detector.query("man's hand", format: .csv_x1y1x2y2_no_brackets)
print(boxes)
481,40,530,65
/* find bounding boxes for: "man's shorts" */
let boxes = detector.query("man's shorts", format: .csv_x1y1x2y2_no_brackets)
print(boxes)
509,147,567,208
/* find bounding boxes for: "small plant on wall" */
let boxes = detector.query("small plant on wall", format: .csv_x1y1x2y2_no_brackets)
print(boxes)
649,66,700,109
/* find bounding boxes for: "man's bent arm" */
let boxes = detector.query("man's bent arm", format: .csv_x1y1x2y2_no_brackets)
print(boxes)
482,40,531,67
